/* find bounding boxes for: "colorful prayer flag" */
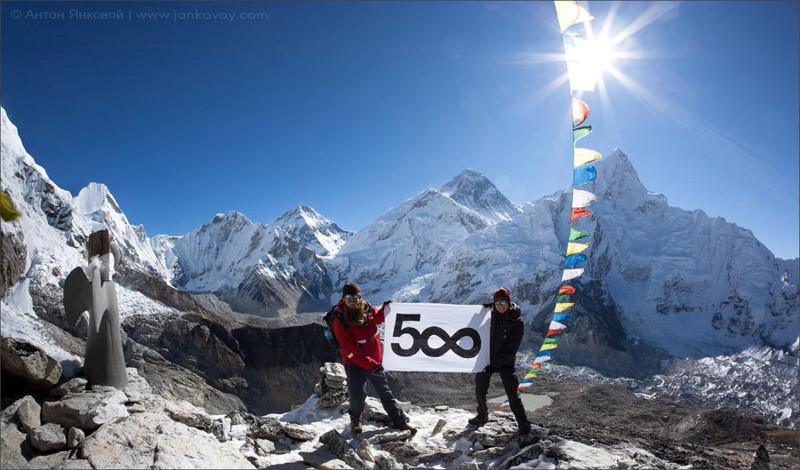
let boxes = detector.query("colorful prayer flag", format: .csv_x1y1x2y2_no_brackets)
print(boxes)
567,242,588,255
573,165,596,185
572,189,596,208
561,268,584,281
555,302,575,313
574,148,602,168
573,125,592,145
553,312,571,321
571,207,592,221
555,1,594,32
558,285,576,295
571,96,589,127
569,227,591,241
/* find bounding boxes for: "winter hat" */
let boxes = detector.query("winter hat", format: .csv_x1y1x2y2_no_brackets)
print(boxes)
493,287,511,303
342,282,362,298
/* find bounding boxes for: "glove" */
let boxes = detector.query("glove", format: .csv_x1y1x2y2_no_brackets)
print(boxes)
380,300,393,314
482,302,494,308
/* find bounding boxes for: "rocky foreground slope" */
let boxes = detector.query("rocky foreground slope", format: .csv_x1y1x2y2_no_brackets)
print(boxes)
2,337,797,469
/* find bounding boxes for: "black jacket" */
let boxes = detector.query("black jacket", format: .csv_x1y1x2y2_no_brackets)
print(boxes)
488,304,524,371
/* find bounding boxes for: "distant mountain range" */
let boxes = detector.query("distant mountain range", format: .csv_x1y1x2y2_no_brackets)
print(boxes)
2,106,798,426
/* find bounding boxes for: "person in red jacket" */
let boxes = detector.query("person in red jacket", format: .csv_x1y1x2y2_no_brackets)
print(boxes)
330,282,416,435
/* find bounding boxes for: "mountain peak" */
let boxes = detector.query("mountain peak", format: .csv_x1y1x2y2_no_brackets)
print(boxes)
439,168,521,222
273,205,351,256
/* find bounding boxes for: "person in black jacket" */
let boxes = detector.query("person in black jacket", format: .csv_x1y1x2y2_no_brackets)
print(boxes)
469,287,532,436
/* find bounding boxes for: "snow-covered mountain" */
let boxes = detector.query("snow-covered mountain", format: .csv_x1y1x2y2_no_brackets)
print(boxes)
2,106,798,427
273,205,352,257
163,211,334,316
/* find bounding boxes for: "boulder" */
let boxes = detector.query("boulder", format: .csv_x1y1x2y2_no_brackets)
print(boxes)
319,429,370,469
1,337,62,389
41,389,128,431
30,422,67,452
77,411,256,469
67,426,85,449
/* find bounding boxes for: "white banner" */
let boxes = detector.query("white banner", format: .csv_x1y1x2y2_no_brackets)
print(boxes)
382,302,490,373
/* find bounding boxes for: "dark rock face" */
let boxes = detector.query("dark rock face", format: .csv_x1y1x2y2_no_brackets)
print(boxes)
1,338,62,408
122,336,247,415
122,308,338,415
0,229,26,297
232,323,339,414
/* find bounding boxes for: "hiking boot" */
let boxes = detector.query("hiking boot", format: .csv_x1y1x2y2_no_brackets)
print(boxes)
350,414,363,434
391,415,417,434
468,414,488,426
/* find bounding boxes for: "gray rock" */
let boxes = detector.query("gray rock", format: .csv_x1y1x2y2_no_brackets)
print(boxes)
67,426,85,449
254,438,276,456
374,451,403,470
471,443,518,461
3,395,41,434
299,447,352,469
211,416,232,442
1,337,62,389
121,367,152,403
1,420,30,469
77,411,255,469
30,422,67,452
367,429,414,445
163,399,213,431
27,450,91,469
51,377,88,398
41,389,129,431
318,388,348,408
472,412,542,447
319,429,370,469
380,441,462,465
253,416,286,441
432,418,447,435
282,422,317,442
17,396,41,433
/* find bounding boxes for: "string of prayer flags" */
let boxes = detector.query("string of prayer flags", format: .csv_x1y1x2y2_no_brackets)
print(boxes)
502,1,606,410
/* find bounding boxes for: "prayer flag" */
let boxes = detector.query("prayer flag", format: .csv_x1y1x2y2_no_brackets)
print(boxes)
573,165,597,185
573,125,592,145
567,242,589,255
571,207,592,221
574,148,602,168
562,268,584,281
555,1,594,32
569,227,591,241
555,302,575,313
572,189,596,208
553,312,571,321
559,286,576,295
571,96,589,127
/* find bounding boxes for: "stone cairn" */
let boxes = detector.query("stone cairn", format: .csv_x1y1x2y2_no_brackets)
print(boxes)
314,362,348,408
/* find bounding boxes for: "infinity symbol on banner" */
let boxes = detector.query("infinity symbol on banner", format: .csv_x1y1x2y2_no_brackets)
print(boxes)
390,314,481,358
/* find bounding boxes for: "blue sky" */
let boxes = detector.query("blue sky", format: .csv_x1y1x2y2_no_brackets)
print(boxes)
2,1,798,259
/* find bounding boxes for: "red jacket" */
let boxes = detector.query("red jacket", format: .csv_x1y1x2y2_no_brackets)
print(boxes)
331,300,385,371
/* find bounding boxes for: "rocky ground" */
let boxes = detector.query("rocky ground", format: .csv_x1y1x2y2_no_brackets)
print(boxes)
394,373,799,470
3,334,799,469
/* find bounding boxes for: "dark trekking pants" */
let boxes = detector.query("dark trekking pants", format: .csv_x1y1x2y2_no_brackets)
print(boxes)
345,364,403,419
475,367,531,431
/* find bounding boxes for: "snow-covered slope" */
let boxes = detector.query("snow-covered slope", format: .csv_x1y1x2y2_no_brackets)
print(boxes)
167,211,333,316
583,149,798,357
